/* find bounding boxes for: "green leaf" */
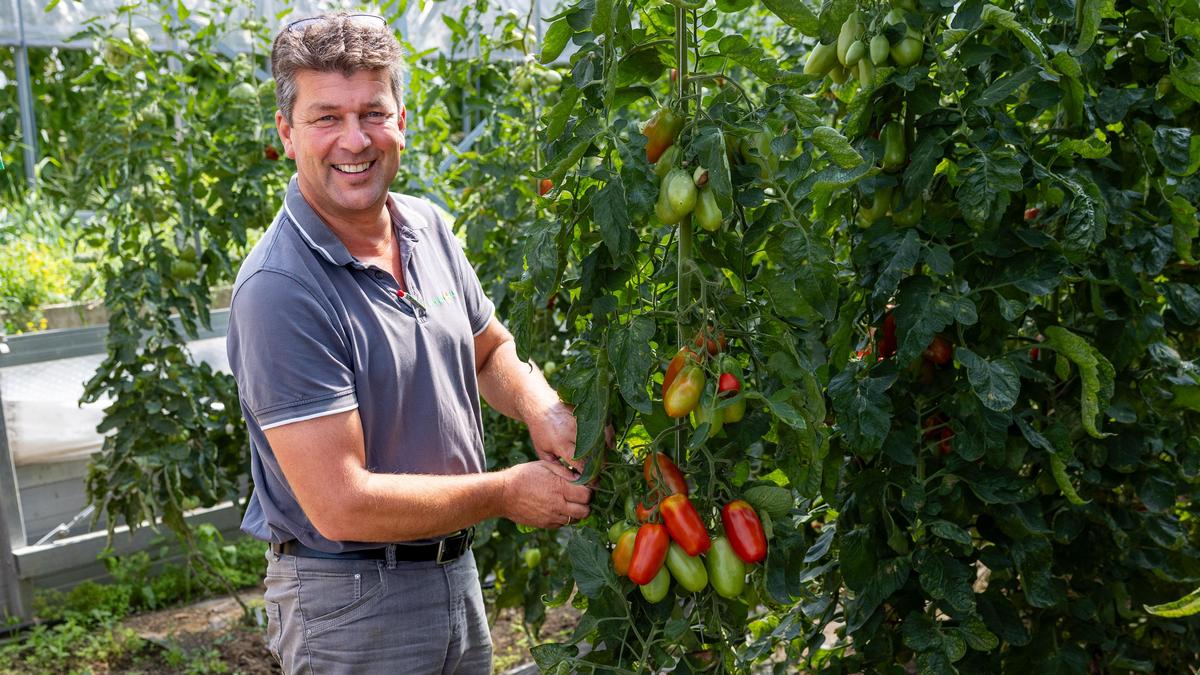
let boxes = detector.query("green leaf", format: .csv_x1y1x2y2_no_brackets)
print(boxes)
776,226,838,321
1012,536,1064,608
545,129,596,184
828,365,896,454
531,643,578,674
607,316,655,414
1049,454,1089,505
957,348,1021,412
567,529,616,599
904,132,946,200
956,149,1023,227
1043,327,1115,438
811,126,863,169
694,125,733,210
916,551,975,613
872,229,921,306
591,0,612,34
743,484,794,518
894,277,957,364
982,4,1048,65
717,35,785,84
977,65,1040,106
1057,134,1112,159
957,614,1000,652
929,520,973,547
566,352,610,460
847,558,911,633
1073,0,1102,55
593,179,633,259
762,0,821,35
543,88,580,141
839,525,877,591
1154,126,1195,175
1144,587,1200,618
749,390,809,430
1170,57,1200,104
539,19,572,64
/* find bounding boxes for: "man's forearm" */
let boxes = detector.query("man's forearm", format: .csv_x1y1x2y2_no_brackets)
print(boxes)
477,339,560,423
316,469,509,542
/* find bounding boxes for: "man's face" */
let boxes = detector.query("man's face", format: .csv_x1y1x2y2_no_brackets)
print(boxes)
276,69,406,224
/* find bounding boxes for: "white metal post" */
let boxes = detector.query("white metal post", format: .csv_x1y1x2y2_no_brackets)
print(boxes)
12,0,39,190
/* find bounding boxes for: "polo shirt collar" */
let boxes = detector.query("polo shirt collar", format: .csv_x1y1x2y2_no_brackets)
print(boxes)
282,174,429,267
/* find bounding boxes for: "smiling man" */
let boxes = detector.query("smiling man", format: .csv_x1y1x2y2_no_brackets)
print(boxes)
225,13,590,674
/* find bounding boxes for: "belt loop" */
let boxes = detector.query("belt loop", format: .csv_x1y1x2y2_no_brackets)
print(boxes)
385,544,397,569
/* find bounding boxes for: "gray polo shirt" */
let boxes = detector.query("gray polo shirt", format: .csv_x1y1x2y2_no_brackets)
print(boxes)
227,176,494,552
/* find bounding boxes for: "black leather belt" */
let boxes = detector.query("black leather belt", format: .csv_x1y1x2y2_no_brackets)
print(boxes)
271,527,474,565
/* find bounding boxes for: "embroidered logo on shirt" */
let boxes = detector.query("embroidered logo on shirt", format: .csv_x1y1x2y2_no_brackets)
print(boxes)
430,289,459,307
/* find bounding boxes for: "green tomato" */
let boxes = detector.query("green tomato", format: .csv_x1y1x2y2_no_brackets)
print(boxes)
523,547,542,568
859,186,893,225
694,188,722,232
707,536,746,599
837,12,863,66
170,260,198,281
665,543,708,593
608,520,634,544
230,82,258,102
890,32,924,68
639,565,671,603
664,168,698,219
690,396,724,437
654,145,682,179
845,40,867,67
803,42,839,77
890,191,923,226
870,35,891,66
881,122,906,172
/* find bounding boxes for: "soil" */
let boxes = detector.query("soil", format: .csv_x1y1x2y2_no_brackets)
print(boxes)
110,586,579,674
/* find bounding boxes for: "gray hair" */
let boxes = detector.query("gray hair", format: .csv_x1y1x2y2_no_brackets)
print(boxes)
271,13,406,124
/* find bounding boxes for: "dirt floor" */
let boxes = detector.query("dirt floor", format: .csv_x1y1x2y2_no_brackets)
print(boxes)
112,587,579,674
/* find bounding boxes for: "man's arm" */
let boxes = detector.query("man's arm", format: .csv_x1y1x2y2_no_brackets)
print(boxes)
474,318,581,471
264,408,591,543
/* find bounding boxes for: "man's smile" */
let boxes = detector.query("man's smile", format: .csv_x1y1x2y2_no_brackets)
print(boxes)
332,160,376,174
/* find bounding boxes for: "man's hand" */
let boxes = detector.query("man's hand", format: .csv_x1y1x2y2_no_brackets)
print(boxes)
500,459,592,528
526,400,582,473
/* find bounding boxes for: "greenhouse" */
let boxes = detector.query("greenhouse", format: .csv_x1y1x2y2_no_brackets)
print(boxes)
0,0,1198,671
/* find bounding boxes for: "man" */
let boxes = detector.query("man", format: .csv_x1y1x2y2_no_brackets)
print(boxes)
226,13,590,674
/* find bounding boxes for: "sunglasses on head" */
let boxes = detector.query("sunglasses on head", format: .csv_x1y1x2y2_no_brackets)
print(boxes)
285,13,388,33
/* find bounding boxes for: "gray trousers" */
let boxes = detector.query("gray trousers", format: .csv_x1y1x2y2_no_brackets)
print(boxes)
263,547,493,674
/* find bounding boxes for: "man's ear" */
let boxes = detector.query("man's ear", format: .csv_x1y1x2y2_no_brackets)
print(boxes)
276,110,296,160
399,106,407,132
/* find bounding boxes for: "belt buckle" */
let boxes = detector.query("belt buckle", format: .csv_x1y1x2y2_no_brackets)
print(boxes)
436,527,474,565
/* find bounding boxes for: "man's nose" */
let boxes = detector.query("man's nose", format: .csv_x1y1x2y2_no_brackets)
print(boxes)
338,116,371,153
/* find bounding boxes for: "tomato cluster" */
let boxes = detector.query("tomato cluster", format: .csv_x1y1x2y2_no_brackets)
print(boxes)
610,451,769,603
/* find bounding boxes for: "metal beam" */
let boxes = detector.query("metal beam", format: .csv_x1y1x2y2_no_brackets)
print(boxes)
12,0,39,190
0,380,30,619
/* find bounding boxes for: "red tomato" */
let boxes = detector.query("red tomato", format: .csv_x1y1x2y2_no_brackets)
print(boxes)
717,373,740,397
662,346,700,396
1024,207,1040,221
664,365,705,418
923,335,954,365
538,178,553,196
692,326,728,356
636,499,656,523
660,494,711,556
628,524,670,585
643,452,688,497
721,500,767,564
878,312,898,359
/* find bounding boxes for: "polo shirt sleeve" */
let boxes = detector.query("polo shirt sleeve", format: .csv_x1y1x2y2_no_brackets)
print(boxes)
432,208,495,336
227,270,358,430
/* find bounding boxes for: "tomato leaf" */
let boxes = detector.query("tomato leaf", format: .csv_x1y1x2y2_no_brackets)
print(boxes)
956,348,1021,412
811,126,863,169
845,557,911,633
915,551,976,613
977,65,1040,106
593,178,634,259
1012,536,1065,608
1044,327,1115,438
828,364,895,454
1073,0,1103,55
1153,126,1196,176
540,19,572,64
761,0,820,36
871,229,921,306
531,643,578,674
894,276,956,364
567,529,617,599
1144,587,1200,618
607,316,655,414
1171,57,1200,103
955,149,1023,227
